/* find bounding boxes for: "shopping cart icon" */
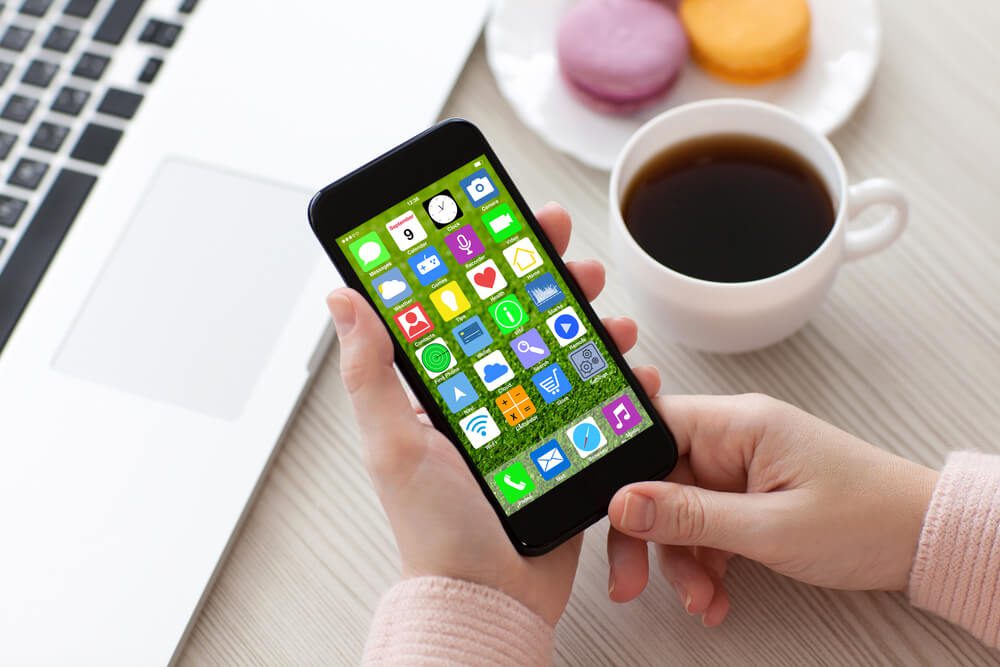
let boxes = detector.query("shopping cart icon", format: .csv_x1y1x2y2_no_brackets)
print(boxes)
531,363,572,403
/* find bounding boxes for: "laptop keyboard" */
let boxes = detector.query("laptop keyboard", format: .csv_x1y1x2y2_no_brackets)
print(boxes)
0,0,196,353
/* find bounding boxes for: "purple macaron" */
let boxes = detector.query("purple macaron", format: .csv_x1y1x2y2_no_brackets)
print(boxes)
557,0,688,115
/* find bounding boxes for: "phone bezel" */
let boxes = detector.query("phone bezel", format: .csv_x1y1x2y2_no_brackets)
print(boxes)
308,118,678,555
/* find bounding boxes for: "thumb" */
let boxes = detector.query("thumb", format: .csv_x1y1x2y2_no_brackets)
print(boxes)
327,288,422,456
608,481,773,555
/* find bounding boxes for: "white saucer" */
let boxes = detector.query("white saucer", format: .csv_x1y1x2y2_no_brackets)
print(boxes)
486,0,880,171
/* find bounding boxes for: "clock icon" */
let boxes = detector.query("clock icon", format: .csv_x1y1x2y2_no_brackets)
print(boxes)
423,189,463,227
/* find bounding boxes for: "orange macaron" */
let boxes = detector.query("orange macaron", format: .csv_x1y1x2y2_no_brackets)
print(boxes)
680,0,811,85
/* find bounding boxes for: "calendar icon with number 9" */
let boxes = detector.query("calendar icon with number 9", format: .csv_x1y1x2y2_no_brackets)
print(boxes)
385,210,427,251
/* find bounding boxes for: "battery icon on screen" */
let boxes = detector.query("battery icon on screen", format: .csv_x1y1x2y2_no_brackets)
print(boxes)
474,161,482,167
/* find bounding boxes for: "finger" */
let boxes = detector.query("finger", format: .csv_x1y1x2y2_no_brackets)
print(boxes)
607,527,649,603
700,575,731,627
632,365,662,397
534,202,571,256
566,259,606,302
665,457,695,485
602,317,638,354
651,393,775,460
655,544,716,615
328,289,423,465
608,481,772,554
695,547,732,581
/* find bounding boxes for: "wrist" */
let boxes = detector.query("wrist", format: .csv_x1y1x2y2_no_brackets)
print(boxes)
890,459,939,591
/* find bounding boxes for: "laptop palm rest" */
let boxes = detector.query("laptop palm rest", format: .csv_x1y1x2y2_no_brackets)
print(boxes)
54,159,318,420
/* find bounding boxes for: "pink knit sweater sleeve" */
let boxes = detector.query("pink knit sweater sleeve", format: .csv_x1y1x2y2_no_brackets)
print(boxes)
909,451,1000,647
362,577,554,666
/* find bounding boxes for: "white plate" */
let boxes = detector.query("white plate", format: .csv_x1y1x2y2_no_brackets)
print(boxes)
486,0,880,170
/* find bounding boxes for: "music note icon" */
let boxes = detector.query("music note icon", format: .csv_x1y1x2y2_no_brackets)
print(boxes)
612,403,630,430
602,395,640,435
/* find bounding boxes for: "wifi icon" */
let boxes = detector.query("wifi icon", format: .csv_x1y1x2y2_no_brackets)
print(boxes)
466,414,490,436
459,407,500,449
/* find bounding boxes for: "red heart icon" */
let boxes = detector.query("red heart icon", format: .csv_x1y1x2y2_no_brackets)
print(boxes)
473,266,496,288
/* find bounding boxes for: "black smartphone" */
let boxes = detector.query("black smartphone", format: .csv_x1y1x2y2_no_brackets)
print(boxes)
308,119,677,555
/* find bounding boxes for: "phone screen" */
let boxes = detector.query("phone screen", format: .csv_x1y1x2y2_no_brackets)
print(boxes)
336,155,652,515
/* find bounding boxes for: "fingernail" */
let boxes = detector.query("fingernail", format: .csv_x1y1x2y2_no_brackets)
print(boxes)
672,582,691,613
328,293,356,335
608,568,616,597
621,492,655,532
701,613,711,627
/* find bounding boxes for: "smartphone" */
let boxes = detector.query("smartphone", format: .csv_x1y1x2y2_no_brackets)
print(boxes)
308,119,677,555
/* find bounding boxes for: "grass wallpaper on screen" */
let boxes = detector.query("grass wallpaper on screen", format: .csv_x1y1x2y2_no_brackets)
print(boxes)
337,156,651,513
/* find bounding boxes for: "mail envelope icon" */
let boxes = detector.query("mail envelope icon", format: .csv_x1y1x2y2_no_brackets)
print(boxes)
530,440,571,480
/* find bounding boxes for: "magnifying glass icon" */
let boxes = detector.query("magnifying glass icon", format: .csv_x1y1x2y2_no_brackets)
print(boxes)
517,340,545,354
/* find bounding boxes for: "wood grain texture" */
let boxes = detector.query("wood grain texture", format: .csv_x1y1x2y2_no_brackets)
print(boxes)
178,1,1000,663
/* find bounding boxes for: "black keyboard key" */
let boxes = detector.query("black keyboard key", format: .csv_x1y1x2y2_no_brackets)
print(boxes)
51,86,88,115
0,131,16,160
20,0,54,17
73,51,109,80
138,19,181,48
94,0,144,45
64,0,97,17
43,25,79,53
1,26,33,52
0,195,27,227
98,88,141,119
0,169,97,352
30,122,69,152
9,158,49,189
71,123,121,165
138,56,161,83
0,62,12,86
179,0,197,13
2,94,38,123
22,59,58,88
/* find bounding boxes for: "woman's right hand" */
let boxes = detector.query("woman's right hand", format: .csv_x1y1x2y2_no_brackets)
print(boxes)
605,394,940,626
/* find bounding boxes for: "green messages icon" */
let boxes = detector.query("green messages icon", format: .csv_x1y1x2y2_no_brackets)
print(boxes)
489,294,528,334
494,461,535,504
482,203,522,243
349,231,390,272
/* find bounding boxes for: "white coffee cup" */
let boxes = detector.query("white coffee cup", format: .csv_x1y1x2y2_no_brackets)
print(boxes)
609,99,908,354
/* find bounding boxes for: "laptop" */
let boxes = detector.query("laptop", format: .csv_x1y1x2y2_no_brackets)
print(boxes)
0,0,490,663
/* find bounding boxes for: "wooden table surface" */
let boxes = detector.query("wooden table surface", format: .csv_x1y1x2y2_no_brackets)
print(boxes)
179,3,1000,664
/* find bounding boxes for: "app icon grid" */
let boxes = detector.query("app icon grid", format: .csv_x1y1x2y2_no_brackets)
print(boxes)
338,156,652,514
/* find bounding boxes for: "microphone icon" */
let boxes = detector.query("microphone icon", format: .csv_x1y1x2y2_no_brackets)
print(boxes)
456,234,472,255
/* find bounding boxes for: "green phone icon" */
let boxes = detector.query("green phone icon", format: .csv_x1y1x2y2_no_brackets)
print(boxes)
489,294,528,334
348,231,390,271
482,203,522,243
494,461,535,504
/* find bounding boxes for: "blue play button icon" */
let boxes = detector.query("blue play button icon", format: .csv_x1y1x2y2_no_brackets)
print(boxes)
546,306,585,346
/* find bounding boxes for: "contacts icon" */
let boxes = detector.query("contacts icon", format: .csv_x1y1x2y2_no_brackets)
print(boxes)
393,302,435,342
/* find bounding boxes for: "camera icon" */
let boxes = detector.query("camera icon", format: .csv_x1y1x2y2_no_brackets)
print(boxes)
465,177,495,202
460,169,499,205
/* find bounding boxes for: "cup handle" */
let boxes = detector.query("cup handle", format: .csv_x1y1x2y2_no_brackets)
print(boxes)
843,178,909,262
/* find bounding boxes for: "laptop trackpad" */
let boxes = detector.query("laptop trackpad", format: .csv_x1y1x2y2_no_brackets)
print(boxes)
54,159,318,419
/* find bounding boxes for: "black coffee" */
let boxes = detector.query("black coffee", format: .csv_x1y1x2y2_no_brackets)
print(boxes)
622,134,835,283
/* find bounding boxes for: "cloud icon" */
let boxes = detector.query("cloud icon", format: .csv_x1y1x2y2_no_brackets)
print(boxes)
482,363,509,382
377,279,407,300
358,241,383,264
